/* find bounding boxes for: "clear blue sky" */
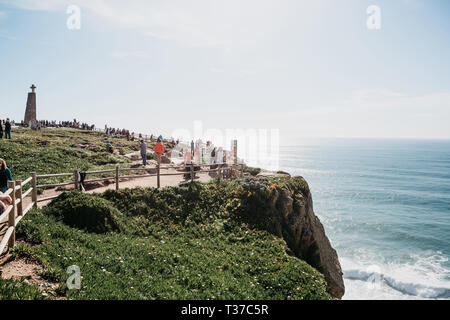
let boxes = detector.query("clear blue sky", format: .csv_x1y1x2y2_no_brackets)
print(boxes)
1,0,449,143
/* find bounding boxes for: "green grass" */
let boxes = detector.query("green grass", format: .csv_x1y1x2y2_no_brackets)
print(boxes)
0,128,174,187
0,278,47,300
8,178,330,300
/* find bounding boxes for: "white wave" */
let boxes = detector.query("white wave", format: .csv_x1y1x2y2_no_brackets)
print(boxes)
340,254,450,300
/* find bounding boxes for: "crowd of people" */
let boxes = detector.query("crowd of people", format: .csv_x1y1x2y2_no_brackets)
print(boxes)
136,136,236,181
185,139,234,166
104,125,166,143
105,126,132,139
21,119,96,131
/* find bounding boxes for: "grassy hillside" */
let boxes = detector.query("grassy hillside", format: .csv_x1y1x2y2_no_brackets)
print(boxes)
3,178,330,300
0,128,174,186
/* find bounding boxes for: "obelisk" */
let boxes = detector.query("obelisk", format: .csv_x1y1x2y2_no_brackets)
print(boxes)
24,84,37,125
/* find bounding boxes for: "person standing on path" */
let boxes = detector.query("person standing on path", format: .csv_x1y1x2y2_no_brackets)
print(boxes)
211,147,216,164
4,119,11,139
190,140,195,156
183,149,193,180
155,138,164,165
0,120,3,139
0,159,13,193
139,139,147,166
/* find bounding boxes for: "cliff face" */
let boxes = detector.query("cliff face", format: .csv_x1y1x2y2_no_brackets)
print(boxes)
268,184,345,299
236,176,345,299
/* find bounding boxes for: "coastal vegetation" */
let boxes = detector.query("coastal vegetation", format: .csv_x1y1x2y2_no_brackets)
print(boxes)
3,178,330,300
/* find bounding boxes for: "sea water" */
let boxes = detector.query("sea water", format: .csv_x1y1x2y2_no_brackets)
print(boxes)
276,138,450,300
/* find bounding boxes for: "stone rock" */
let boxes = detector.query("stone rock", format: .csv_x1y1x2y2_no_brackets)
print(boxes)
143,167,157,174
124,150,154,161
160,155,171,164
83,181,105,191
257,170,291,178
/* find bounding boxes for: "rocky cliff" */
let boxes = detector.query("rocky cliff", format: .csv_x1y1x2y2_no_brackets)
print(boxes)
235,176,345,299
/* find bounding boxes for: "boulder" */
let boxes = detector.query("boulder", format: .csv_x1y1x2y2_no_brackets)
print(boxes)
257,170,291,178
124,150,154,161
160,155,171,164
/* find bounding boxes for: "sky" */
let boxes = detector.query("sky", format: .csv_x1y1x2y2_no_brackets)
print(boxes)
0,0,449,145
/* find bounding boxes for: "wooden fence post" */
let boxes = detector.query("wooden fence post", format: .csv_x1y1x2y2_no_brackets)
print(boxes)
115,165,120,191
31,172,38,208
17,180,23,217
157,163,161,188
74,170,79,191
240,164,244,177
8,181,16,248
190,164,194,182
217,165,221,180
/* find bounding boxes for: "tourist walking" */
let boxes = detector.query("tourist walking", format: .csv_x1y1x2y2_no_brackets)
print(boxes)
211,147,216,164
155,138,164,164
139,139,147,166
0,120,3,139
4,119,11,139
0,159,13,193
191,140,195,156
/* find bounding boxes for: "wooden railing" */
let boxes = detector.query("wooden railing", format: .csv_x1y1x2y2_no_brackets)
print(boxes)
35,163,244,202
0,175,37,254
0,163,244,255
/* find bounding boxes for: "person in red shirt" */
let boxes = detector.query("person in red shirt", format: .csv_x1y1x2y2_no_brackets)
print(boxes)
155,138,164,164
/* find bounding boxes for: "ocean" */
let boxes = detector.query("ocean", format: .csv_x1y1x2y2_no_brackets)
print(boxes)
277,138,450,300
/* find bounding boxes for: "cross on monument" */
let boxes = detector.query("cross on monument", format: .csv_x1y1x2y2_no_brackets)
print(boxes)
30,84,36,93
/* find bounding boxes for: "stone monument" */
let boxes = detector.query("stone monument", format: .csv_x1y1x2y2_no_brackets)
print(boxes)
24,84,37,128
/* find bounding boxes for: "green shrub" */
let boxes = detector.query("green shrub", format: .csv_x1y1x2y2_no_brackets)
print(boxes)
16,209,46,244
242,164,261,176
42,191,124,234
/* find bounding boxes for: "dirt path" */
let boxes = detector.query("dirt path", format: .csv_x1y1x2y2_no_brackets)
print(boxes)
87,167,215,194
